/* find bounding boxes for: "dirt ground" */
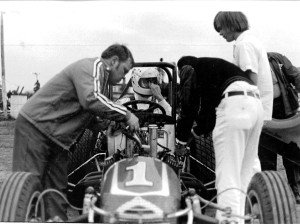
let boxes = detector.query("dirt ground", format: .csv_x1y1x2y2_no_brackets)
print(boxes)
0,147,13,186
0,120,14,187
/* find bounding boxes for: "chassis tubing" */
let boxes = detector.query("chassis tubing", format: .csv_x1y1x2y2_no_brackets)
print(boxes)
264,113,300,129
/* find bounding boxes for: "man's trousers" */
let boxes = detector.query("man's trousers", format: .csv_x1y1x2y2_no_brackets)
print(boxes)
213,90,264,224
12,115,69,221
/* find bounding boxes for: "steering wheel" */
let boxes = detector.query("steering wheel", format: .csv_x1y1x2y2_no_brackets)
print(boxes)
123,100,166,115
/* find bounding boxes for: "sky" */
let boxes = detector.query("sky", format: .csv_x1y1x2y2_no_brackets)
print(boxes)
0,0,300,92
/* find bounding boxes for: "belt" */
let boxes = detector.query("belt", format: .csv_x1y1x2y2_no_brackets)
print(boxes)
221,91,260,99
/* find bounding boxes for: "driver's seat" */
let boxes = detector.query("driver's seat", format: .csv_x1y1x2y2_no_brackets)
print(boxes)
106,124,175,158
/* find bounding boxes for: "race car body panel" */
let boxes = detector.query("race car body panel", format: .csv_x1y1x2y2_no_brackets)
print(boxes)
101,156,180,222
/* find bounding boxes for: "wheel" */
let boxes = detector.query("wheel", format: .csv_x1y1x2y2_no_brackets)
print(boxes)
123,100,175,127
123,99,166,115
0,172,45,222
246,171,297,224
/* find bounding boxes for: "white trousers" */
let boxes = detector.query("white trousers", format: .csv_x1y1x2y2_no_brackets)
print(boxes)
213,87,264,223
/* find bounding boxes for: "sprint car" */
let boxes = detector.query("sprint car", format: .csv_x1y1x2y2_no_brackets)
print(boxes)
0,62,297,223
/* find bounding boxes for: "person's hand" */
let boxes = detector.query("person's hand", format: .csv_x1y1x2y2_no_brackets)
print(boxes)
125,111,140,132
175,142,188,169
175,142,187,156
150,83,164,102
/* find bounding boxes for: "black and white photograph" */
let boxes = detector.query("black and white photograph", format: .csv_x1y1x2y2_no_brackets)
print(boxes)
0,1,300,223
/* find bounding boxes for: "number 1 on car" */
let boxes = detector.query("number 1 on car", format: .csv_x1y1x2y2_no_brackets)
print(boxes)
125,161,153,186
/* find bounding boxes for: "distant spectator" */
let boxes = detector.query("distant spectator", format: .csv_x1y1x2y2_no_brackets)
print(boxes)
34,80,40,93
7,90,12,99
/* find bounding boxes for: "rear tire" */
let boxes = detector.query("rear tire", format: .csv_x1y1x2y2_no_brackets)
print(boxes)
0,172,44,222
246,171,297,224
68,129,97,174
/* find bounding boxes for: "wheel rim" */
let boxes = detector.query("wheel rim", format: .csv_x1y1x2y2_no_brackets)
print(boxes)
247,190,263,224
25,191,45,222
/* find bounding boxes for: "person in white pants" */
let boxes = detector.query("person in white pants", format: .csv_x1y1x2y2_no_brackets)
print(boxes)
214,81,264,222
213,11,274,175
176,56,264,224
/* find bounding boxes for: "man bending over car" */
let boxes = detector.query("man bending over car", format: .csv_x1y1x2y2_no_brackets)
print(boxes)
12,44,139,221
175,56,264,224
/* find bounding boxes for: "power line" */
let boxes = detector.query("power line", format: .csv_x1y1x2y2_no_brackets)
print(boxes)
3,43,229,47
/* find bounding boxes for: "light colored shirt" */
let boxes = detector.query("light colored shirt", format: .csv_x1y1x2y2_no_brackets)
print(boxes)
233,30,273,120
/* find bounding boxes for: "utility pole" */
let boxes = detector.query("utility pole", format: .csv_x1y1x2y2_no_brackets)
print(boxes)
1,11,7,118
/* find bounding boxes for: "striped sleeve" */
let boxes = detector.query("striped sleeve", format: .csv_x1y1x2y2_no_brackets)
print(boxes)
92,59,127,115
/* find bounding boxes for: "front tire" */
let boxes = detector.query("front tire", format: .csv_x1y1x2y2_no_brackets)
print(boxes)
0,172,44,222
246,171,297,224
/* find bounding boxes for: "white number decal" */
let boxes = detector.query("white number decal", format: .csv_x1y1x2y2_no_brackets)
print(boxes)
125,161,153,186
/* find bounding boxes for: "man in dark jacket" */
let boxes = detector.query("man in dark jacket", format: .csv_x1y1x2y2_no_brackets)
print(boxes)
12,44,139,221
259,52,300,203
268,52,300,119
176,56,264,223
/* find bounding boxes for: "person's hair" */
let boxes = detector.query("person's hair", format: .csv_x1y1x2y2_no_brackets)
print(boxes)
177,56,197,70
101,44,135,64
213,11,249,33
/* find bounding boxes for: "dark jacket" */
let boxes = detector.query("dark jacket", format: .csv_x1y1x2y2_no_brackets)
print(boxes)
176,57,253,142
268,52,300,118
20,58,128,150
